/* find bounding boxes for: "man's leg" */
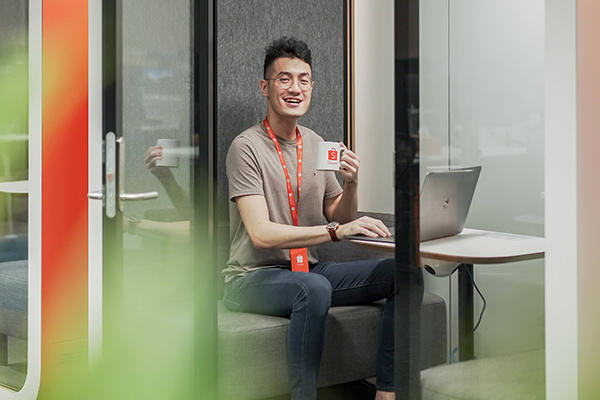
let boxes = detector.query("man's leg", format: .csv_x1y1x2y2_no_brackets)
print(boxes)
311,259,397,393
223,268,332,400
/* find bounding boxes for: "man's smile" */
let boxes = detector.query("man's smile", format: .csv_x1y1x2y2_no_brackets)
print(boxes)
284,97,302,105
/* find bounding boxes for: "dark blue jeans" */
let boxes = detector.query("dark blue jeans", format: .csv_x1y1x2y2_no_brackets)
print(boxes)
223,258,396,400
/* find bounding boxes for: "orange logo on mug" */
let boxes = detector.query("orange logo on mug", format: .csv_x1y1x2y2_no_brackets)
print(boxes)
328,148,338,161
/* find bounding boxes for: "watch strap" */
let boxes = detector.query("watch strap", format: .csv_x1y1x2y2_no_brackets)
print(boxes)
327,222,340,242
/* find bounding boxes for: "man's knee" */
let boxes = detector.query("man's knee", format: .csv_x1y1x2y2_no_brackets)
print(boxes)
292,273,332,315
375,258,396,283
375,258,396,299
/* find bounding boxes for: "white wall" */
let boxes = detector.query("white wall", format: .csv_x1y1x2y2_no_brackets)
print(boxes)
354,0,395,214
545,1,577,397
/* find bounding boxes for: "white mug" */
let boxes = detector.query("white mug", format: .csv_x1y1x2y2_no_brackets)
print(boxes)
317,141,343,171
156,138,180,168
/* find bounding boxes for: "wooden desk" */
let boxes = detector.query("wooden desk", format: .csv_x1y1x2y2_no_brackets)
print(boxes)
350,228,545,361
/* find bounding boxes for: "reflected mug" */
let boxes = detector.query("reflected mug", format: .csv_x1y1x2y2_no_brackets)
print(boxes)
156,139,180,168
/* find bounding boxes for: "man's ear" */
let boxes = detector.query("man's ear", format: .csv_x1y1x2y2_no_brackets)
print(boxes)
259,79,269,97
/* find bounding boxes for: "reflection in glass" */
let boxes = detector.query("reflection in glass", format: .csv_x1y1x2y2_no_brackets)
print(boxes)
89,0,197,397
0,0,29,392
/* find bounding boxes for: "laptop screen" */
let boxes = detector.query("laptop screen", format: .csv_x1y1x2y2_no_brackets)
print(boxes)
346,166,481,243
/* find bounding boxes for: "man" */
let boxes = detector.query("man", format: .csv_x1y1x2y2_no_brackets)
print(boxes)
223,36,397,400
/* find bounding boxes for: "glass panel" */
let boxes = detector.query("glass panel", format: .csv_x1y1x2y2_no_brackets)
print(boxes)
111,0,196,396
420,0,545,397
0,1,29,392
448,0,545,357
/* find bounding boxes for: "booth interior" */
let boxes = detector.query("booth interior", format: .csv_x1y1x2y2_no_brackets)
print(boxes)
213,0,546,399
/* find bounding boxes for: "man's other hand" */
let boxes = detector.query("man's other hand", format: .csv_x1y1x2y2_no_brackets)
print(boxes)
336,216,392,240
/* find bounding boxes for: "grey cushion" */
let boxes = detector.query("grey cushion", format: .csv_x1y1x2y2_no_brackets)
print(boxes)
219,292,447,400
421,348,545,400
0,260,28,339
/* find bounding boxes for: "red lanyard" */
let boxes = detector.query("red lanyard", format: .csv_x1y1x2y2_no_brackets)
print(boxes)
262,118,303,226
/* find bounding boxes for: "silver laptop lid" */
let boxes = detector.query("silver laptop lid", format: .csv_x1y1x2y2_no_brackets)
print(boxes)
419,166,481,242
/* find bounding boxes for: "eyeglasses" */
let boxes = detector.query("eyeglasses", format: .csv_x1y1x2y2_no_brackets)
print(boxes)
265,76,314,91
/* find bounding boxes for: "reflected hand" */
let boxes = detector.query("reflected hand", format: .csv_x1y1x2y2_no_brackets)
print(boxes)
145,145,170,179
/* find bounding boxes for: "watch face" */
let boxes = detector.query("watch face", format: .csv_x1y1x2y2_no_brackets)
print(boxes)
327,221,340,241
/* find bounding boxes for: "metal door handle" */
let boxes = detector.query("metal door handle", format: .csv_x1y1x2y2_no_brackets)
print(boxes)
119,191,158,201
117,136,157,211
88,191,157,201
88,191,103,200
88,133,158,217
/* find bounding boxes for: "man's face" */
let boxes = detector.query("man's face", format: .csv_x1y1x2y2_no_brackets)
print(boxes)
260,57,313,121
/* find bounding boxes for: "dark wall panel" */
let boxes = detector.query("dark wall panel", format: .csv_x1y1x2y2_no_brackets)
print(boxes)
217,0,346,196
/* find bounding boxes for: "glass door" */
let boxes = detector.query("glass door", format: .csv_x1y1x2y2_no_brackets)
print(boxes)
0,0,32,393
88,0,216,398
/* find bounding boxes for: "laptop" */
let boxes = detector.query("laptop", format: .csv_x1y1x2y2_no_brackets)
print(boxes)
347,166,482,243
419,166,481,241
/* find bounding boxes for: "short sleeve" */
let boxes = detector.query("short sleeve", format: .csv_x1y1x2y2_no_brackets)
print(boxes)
226,136,265,202
324,171,343,200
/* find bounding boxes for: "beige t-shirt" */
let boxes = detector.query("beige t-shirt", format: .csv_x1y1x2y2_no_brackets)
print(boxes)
223,122,343,282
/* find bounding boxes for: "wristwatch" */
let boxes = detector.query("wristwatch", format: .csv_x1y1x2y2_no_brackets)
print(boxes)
326,221,340,242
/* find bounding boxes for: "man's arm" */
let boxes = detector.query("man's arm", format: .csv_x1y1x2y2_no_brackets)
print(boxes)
238,194,391,250
324,181,357,224
238,195,332,249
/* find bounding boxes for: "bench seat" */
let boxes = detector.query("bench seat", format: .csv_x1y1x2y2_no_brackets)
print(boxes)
218,292,447,400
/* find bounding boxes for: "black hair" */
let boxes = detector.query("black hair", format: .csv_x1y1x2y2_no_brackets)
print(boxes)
263,36,312,78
